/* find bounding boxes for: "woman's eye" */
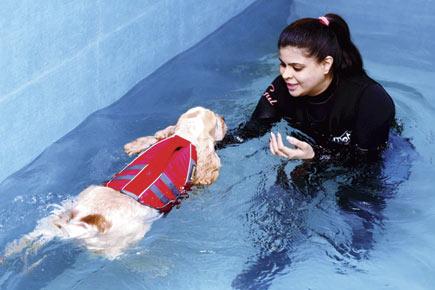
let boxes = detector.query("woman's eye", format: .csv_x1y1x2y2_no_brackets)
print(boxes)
279,63,285,67
294,67,303,72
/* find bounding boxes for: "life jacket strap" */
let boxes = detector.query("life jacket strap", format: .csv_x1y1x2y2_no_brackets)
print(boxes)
160,173,182,198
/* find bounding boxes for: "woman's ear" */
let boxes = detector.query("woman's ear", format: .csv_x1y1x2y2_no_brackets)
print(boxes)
192,139,221,185
322,56,334,75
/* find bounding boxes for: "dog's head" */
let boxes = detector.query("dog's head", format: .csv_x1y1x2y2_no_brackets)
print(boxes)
176,106,227,144
175,107,227,185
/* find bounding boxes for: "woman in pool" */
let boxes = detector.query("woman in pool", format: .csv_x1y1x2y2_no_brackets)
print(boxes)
223,13,395,160
230,14,399,289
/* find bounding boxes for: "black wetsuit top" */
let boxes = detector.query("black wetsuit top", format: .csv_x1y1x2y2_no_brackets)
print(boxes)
221,73,395,158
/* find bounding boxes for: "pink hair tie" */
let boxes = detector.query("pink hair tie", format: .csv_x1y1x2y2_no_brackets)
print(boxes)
318,16,330,26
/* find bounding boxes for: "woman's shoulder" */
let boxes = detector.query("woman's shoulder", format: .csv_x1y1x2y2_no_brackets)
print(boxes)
332,73,394,120
351,74,395,117
341,73,379,88
340,73,392,101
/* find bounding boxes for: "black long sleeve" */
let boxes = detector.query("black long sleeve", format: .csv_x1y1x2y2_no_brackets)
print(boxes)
218,77,283,147
218,74,395,162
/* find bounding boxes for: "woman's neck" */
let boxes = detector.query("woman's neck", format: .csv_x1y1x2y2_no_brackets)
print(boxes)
309,74,333,97
308,75,337,104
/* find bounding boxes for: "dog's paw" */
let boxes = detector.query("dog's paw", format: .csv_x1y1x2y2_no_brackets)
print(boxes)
154,130,167,140
154,125,175,140
124,136,157,156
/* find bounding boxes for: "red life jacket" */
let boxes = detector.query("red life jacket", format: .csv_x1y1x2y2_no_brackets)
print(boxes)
105,135,197,213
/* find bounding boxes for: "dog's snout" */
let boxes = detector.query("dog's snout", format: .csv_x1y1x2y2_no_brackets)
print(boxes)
216,114,225,123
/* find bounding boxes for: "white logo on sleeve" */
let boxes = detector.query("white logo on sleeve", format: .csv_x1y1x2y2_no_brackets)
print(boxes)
262,84,277,106
332,130,352,145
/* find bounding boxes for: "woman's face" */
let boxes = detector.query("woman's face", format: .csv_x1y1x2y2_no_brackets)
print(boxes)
279,46,333,97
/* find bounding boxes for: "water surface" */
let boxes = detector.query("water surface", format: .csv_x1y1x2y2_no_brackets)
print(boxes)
1,0,434,289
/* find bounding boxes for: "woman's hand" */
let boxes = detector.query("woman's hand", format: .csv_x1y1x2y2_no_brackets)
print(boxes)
269,132,315,160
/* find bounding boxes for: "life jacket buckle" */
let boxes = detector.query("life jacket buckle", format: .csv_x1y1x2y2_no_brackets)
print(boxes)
174,190,190,209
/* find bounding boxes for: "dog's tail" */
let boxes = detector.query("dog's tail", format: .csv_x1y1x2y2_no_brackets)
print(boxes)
2,201,75,259
3,216,59,259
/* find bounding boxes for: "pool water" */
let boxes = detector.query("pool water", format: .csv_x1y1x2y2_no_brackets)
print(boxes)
1,0,435,289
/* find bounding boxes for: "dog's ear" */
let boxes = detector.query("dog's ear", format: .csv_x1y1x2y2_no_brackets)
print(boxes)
80,214,112,233
192,139,221,185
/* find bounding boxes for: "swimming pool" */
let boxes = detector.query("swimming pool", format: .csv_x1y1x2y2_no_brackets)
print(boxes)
1,0,434,289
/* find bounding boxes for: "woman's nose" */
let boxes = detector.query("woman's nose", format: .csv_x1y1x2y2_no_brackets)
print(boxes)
282,67,293,80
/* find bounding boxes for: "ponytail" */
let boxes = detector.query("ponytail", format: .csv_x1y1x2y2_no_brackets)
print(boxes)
278,13,364,77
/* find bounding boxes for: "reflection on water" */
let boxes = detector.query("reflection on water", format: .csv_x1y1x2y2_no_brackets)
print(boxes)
0,0,432,288
232,132,416,290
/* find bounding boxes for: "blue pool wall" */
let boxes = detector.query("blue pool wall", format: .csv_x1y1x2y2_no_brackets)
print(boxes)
292,0,435,72
0,0,256,183
292,0,435,158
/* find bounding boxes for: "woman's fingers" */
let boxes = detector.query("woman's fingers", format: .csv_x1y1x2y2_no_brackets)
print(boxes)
287,136,307,149
286,136,314,159
270,132,293,158
270,132,315,160
270,132,285,157
270,132,286,157
269,133,276,155
276,132,294,157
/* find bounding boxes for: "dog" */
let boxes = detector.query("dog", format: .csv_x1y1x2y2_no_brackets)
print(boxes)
3,107,227,260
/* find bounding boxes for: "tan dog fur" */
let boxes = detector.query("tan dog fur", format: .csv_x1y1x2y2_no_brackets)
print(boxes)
4,107,227,260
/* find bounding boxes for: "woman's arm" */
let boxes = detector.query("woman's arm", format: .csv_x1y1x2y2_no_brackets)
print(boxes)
218,77,283,147
353,83,395,151
267,81,396,162
318,83,396,164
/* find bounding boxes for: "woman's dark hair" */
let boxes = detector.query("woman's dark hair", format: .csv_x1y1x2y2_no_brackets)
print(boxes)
278,13,364,77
